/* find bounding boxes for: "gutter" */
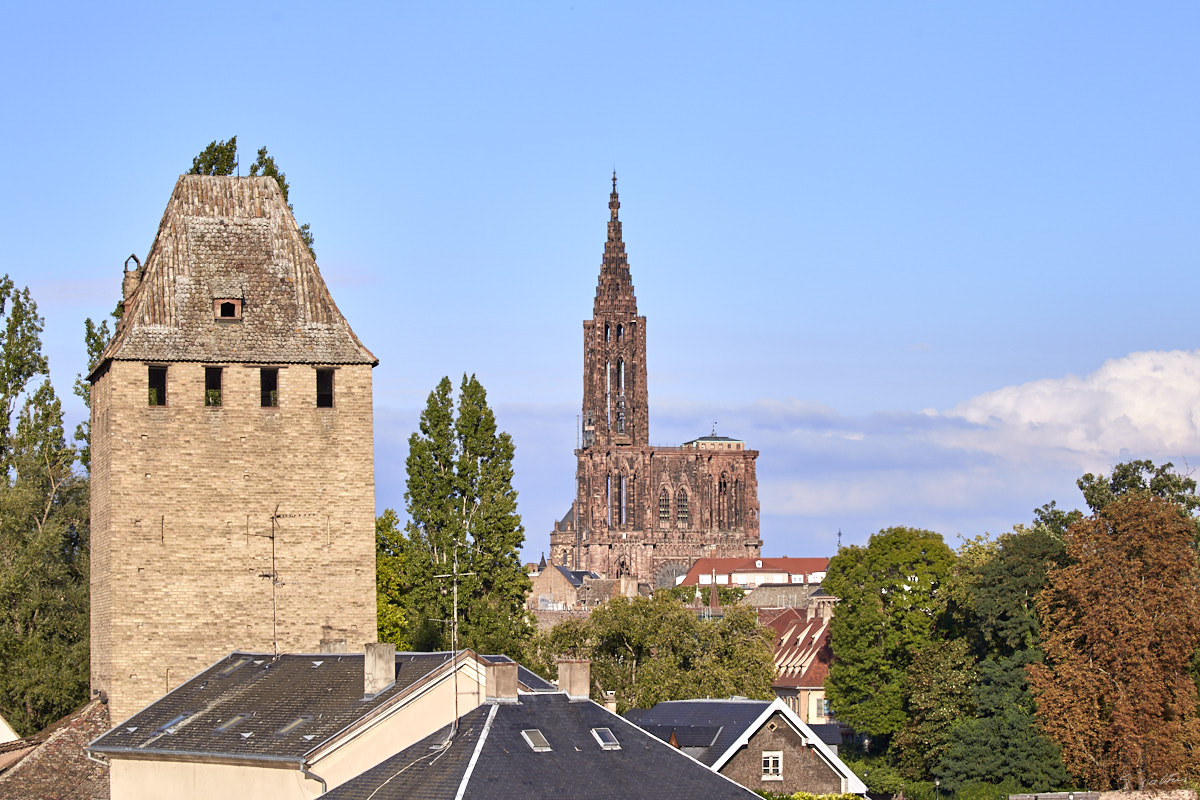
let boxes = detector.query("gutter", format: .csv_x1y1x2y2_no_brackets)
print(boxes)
301,763,328,794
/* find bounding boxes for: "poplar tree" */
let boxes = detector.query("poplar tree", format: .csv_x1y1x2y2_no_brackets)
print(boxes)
0,278,89,735
386,375,532,657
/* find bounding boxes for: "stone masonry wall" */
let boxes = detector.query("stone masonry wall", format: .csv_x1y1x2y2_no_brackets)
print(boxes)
720,711,843,795
91,360,376,722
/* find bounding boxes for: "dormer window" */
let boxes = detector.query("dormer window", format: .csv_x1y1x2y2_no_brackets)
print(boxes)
214,299,242,320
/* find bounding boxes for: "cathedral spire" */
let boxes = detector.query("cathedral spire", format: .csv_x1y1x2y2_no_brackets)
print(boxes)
595,173,637,316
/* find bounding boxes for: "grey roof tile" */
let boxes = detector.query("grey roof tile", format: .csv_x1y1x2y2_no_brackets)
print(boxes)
623,699,770,766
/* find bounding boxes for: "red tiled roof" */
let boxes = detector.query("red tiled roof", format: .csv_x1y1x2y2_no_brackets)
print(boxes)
677,557,829,585
763,607,833,690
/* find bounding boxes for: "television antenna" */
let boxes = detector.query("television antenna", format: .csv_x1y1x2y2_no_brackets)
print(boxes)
433,538,477,737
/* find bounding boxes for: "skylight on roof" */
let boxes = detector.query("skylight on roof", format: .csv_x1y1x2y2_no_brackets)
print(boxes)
217,658,250,678
215,714,248,733
521,729,552,752
156,712,195,734
276,716,312,737
591,727,620,750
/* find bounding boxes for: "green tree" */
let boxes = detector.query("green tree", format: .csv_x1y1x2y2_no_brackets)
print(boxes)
1029,494,1200,789
892,637,977,780
190,136,238,175
0,280,89,735
72,312,115,472
823,527,957,744
530,596,774,711
937,653,1069,792
387,375,532,658
375,509,407,648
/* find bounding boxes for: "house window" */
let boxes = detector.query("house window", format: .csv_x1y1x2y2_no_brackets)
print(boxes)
316,368,334,408
261,368,279,408
213,299,242,320
658,489,670,522
822,698,832,718
148,366,167,406
762,751,782,780
677,489,689,526
205,367,222,407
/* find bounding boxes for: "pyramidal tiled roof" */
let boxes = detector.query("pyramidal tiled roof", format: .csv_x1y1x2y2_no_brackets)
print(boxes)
96,174,376,373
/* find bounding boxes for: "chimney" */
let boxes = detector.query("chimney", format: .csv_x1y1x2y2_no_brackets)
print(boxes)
319,638,347,653
557,658,590,700
122,254,142,304
486,660,519,702
364,642,396,698
603,691,617,713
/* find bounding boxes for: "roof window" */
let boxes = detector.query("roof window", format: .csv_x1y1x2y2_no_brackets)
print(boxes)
156,712,196,734
215,714,249,733
214,298,242,320
276,716,312,737
521,729,552,752
591,727,620,750
217,657,251,678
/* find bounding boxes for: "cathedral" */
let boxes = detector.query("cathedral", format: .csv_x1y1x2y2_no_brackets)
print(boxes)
549,177,763,588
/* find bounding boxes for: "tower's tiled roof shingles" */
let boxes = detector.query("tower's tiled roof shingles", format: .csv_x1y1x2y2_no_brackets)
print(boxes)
96,175,375,372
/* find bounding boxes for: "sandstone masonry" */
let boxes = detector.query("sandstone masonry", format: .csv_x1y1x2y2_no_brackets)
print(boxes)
89,175,378,722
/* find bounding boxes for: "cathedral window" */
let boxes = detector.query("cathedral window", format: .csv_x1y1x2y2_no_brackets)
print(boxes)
617,324,623,342
659,489,670,523
617,360,625,391
316,368,334,408
618,475,627,526
204,367,222,407
605,324,611,342
677,489,689,526
616,410,625,433
148,366,167,406
261,368,279,408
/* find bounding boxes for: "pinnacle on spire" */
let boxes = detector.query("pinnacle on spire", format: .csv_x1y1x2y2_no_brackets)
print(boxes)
609,171,620,221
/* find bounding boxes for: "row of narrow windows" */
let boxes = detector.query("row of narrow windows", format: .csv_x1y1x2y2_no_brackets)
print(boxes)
147,366,335,408
658,488,690,525
604,322,631,343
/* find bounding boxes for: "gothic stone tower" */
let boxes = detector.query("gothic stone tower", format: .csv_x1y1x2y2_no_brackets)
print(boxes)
89,175,378,721
549,177,762,588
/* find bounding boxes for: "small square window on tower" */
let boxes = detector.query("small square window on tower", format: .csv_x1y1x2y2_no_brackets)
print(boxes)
205,367,222,407
213,298,242,320
316,368,334,408
148,366,167,406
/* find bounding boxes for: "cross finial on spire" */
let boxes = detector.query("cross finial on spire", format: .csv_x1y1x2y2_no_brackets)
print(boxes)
609,172,620,221
612,170,617,192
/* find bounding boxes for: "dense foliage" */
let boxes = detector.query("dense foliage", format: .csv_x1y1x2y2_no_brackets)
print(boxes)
530,595,775,711
377,375,533,658
0,278,90,735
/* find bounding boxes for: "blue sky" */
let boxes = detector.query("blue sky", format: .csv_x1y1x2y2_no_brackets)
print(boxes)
2,2,1198,560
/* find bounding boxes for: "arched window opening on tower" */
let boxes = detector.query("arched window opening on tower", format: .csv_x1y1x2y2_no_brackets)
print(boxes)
605,363,611,426
618,475,627,526
605,324,611,342
733,478,742,527
658,488,670,525
677,489,689,526
617,324,623,342
616,410,625,433
617,359,625,392
717,474,729,530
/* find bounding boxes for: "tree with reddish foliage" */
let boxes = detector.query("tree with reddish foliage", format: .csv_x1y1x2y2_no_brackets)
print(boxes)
1029,494,1200,789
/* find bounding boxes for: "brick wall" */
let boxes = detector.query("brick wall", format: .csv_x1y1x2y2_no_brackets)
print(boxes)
91,360,376,722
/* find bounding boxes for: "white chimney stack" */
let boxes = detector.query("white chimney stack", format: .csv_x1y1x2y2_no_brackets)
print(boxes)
364,642,396,698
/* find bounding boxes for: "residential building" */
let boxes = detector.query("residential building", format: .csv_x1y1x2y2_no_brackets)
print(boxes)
676,556,829,590
761,606,836,724
321,662,759,800
550,177,762,588
88,645,490,799
88,174,378,721
627,697,865,796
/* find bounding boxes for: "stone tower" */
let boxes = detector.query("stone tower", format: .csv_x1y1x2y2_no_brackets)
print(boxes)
89,175,378,721
550,177,762,588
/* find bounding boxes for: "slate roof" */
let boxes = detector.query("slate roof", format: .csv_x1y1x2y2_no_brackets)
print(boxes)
554,565,600,587
624,699,769,766
89,651,454,763
480,655,557,692
0,699,110,800
762,608,833,690
94,174,375,376
324,693,758,800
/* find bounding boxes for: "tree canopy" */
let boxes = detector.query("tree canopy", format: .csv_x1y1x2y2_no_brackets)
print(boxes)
0,278,89,735
530,596,775,711
1029,492,1200,789
377,375,532,658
